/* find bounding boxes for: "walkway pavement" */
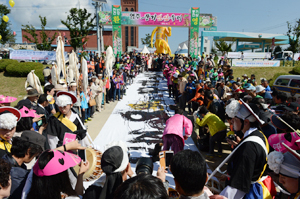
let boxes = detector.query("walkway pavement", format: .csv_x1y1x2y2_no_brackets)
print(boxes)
86,100,118,141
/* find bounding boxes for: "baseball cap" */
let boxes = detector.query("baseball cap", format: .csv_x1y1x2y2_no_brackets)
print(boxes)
243,83,251,89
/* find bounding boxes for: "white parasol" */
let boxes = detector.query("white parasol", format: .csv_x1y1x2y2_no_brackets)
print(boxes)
81,57,88,94
56,36,67,80
68,50,79,85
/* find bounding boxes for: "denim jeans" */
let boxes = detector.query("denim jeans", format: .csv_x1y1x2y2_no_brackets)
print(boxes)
85,107,91,119
114,89,120,100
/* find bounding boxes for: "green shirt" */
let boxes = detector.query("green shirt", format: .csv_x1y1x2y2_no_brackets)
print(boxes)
196,113,227,136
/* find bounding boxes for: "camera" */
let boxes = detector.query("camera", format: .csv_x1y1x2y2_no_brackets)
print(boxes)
227,134,236,142
135,157,153,175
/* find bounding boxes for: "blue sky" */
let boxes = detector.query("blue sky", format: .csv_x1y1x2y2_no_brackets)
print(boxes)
1,0,299,52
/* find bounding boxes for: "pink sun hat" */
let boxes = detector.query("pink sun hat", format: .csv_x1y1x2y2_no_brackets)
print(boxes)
268,132,300,153
19,106,40,118
0,95,17,104
33,150,81,177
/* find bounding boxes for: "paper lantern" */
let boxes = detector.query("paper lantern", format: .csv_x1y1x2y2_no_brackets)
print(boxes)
0,35,2,40
3,15,9,23
9,0,15,7
13,31,16,36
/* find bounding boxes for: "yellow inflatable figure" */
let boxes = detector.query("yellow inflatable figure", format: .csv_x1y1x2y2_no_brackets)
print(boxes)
151,27,172,55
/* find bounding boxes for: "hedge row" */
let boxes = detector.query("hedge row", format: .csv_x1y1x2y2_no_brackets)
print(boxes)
0,59,19,72
291,66,300,75
0,60,45,84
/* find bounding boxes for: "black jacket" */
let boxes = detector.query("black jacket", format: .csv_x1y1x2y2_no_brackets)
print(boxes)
2,154,29,199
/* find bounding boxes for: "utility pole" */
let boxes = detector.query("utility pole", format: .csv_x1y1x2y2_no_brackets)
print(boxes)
95,2,101,55
93,0,107,55
100,3,104,53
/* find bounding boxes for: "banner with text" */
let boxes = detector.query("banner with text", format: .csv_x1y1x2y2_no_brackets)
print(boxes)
99,10,216,28
228,52,271,59
10,50,68,61
232,60,280,67
112,25,122,57
189,7,200,58
112,5,122,57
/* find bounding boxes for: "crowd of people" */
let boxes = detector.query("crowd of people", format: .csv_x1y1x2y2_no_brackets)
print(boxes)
0,51,300,199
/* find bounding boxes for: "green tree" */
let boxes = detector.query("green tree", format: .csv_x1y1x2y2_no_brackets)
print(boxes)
22,16,57,50
211,47,217,54
141,33,153,48
214,39,234,55
286,19,300,56
0,4,16,45
61,8,95,51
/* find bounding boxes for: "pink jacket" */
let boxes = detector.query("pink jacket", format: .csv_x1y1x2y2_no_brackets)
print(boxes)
163,114,193,144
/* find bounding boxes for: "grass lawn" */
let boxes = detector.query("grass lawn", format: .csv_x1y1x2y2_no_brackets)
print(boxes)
0,72,27,107
232,66,294,82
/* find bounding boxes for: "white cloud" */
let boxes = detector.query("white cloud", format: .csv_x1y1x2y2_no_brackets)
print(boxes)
0,0,120,42
9,0,95,28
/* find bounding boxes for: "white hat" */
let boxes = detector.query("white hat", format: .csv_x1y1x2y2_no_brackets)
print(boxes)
256,85,265,93
236,99,265,124
246,85,256,91
173,73,178,78
242,74,248,77
52,62,55,65
69,81,77,87
225,100,241,118
268,151,300,178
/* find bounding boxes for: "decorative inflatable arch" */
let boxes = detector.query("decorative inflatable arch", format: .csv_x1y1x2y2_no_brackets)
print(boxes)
99,5,217,58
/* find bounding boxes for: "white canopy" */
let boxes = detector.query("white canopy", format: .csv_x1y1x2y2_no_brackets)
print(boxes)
181,43,188,50
141,45,150,54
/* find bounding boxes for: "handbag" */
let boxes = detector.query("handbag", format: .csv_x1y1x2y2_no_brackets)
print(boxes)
89,98,96,106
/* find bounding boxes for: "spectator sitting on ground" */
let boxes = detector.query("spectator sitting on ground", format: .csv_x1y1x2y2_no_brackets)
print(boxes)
261,79,271,92
273,91,287,106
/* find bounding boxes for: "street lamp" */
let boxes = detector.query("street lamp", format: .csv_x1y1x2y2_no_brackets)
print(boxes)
92,0,107,55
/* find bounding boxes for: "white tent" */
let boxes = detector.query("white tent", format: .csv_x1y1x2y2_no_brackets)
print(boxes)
181,43,188,50
141,45,150,54
178,43,188,56
175,46,181,54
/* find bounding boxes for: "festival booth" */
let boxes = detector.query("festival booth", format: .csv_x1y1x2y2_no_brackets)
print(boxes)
99,5,217,58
